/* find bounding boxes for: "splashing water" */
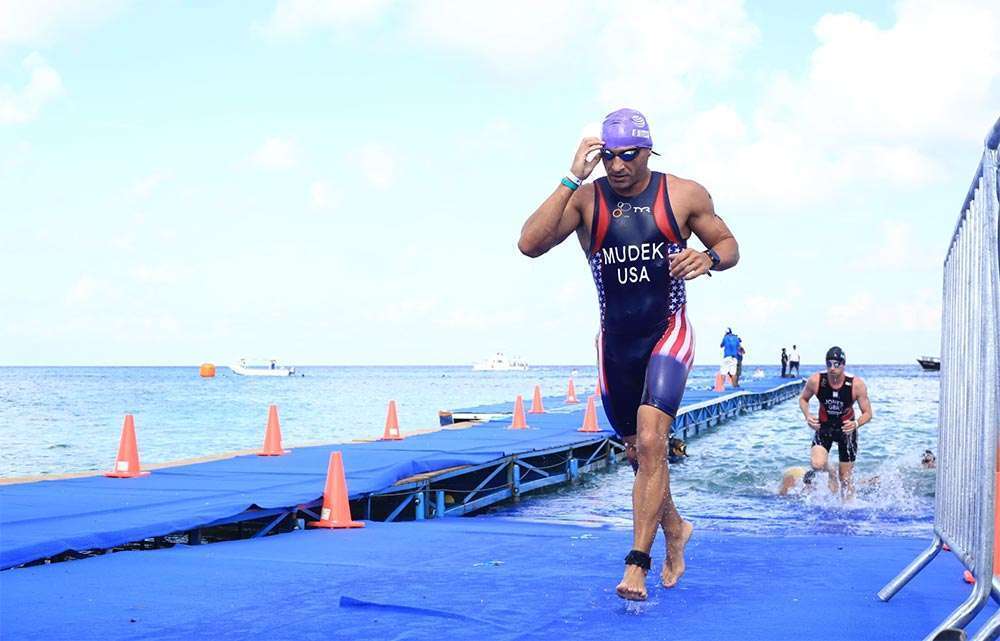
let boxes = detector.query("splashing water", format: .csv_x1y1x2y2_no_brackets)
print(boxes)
489,365,937,538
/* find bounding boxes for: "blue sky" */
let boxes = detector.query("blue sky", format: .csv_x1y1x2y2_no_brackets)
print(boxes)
1,0,998,366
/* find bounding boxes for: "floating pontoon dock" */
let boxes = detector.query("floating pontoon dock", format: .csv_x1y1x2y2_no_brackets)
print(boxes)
5,375,990,640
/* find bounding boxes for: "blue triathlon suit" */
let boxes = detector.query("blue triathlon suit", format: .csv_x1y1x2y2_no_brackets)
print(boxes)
589,171,694,438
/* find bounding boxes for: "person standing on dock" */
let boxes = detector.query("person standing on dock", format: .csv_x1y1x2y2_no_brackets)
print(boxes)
798,346,873,500
518,108,740,601
720,329,741,387
789,345,801,377
780,348,788,378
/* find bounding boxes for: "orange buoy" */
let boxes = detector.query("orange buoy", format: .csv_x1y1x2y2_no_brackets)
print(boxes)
199,363,216,378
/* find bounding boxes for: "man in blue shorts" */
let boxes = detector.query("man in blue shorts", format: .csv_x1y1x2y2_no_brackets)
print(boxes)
518,108,740,600
720,329,741,386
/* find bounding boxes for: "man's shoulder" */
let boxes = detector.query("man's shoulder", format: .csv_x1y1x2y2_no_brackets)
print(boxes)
665,173,701,192
665,174,710,207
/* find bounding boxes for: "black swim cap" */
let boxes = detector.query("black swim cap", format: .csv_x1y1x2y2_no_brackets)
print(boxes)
826,346,846,362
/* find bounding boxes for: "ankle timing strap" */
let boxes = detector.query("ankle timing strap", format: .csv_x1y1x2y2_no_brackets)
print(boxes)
624,549,651,571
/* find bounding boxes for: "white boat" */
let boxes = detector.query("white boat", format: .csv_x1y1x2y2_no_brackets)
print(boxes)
472,352,528,371
230,359,296,377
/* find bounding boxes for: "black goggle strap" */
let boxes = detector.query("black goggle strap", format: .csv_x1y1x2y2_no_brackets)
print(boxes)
624,549,652,571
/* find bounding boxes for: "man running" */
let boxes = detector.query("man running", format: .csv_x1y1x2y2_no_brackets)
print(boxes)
518,108,739,600
799,347,873,499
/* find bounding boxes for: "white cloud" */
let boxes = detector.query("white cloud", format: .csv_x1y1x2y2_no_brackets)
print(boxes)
0,53,64,124
409,1,585,68
894,292,941,332
742,294,792,325
848,221,943,273
141,315,180,334
132,171,170,198
873,221,910,269
65,276,116,305
360,144,395,190
109,234,135,251
555,282,584,305
371,298,438,324
0,0,122,47
251,137,297,170
800,2,1000,144
823,288,941,333
825,292,875,326
262,0,393,37
659,0,1000,212
597,0,759,112
435,309,526,330
132,265,180,285
309,180,340,210
406,0,758,103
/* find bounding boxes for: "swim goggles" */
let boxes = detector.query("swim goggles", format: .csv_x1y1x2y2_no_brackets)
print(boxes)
601,148,641,162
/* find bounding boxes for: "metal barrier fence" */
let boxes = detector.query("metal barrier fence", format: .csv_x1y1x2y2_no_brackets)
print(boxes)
878,117,1000,641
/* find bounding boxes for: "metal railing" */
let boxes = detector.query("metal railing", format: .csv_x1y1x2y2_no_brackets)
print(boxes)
878,116,1000,641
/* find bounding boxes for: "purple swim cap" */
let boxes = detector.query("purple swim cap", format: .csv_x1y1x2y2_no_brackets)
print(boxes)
602,108,653,150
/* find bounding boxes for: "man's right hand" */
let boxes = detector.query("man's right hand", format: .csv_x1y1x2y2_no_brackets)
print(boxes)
570,137,605,181
806,414,820,429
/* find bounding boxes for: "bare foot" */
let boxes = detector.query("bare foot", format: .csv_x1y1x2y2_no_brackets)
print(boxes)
616,563,648,601
661,520,694,588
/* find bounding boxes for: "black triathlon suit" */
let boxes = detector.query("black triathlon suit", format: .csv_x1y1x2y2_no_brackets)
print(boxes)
812,373,858,463
589,171,693,438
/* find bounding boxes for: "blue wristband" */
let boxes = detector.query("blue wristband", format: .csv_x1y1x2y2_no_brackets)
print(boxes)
560,177,578,191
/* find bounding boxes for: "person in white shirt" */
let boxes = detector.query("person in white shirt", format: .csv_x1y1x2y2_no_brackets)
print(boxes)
789,345,801,376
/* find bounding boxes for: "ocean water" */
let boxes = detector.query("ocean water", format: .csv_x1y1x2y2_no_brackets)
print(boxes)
0,364,937,537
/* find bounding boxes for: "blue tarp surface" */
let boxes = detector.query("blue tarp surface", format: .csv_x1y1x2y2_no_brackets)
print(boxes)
1,517,994,640
0,377,788,569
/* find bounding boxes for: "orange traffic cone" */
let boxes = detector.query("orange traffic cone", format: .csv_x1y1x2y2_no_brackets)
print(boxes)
529,385,545,414
105,414,149,478
713,374,725,392
308,451,364,529
578,395,601,432
509,395,528,429
565,378,579,404
380,400,403,440
258,404,289,456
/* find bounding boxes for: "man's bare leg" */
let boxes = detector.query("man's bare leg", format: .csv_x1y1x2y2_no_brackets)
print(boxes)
810,444,828,471
839,461,855,500
616,405,687,599
659,487,693,588
656,410,692,588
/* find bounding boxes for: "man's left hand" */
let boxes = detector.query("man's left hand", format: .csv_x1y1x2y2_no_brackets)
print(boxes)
668,249,712,280
842,419,859,433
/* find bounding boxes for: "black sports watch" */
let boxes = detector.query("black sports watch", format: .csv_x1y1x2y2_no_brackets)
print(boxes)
703,248,721,270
